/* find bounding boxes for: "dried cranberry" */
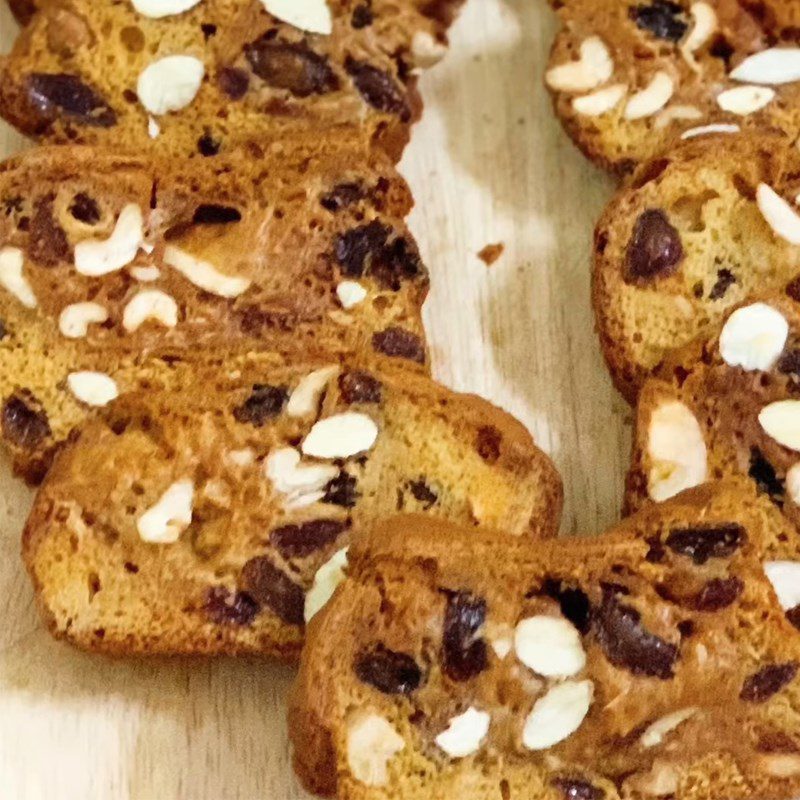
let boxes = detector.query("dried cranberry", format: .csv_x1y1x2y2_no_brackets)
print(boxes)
322,472,358,507
625,209,683,283
630,0,688,42
749,448,784,501
240,556,305,625
233,384,288,426
205,586,260,626
345,58,410,121
320,182,365,212
2,394,51,450
541,579,592,634
351,3,374,27
270,519,347,558
476,426,502,463
787,606,800,630
551,777,605,800
339,371,383,404
787,277,800,303
708,268,736,300
28,73,117,127
758,731,799,753
741,662,798,702
442,591,488,681
665,524,746,564
778,350,800,379
372,328,426,363
69,193,101,225
245,38,338,97
354,644,423,694
217,66,249,100
408,480,437,509
691,577,743,611
192,204,242,225
28,194,70,266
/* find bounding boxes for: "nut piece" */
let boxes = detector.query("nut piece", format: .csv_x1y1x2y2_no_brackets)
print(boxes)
261,0,332,35
624,72,674,120
304,546,349,622
522,680,594,750
59,302,108,338
759,400,800,451
761,753,800,777
514,615,586,677
681,123,740,139
265,447,338,507
163,245,251,298
682,3,717,56
346,711,404,787
137,56,205,115
287,365,339,418
132,0,202,18
434,707,491,758
655,104,703,128
545,37,613,93
337,280,368,309
410,31,448,69
764,561,800,610
640,708,697,748
0,246,37,308
130,265,161,282
226,447,255,468
787,462,800,504
74,204,145,276
66,371,119,407
731,48,800,85
719,303,788,371
717,85,775,116
647,401,707,501
137,478,194,544
757,184,800,245
573,84,626,116
301,412,378,459
123,289,179,332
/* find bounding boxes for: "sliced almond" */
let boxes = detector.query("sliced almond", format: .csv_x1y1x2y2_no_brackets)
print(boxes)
545,37,613,93
67,371,119,407
59,302,108,338
123,289,179,332
137,478,194,544
572,84,626,116
681,123,740,139
655,104,703,129
305,547,349,622
624,72,674,120
716,85,775,115
132,0,202,18
731,48,800,85
757,184,800,245
346,711,404,787
74,204,145,276
719,303,788,371
410,30,448,69
148,116,161,139
522,680,593,750
787,462,800,504
163,245,250,298
130,265,161,282
514,615,586,677
287,366,339,418
640,708,697,748
302,412,378,459
264,447,338,503
260,0,332,35
0,246,37,308
337,280,368,309
226,448,255,468
759,400,800,450
681,3,717,64
137,55,205,115
764,561,800,610
435,707,491,758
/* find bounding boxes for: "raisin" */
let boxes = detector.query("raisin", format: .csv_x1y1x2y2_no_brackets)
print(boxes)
442,591,488,681
69,192,101,225
708,268,736,300
372,328,426,363
594,587,678,679
233,384,288,426
551,777,605,800
240,556,305,625
787,277,800,303
541,579,592,633
197,131,221,157
758,732,799,753
665,524,746,564
630,0,688,42
476,426,502,463
691,577,743,611
28,73,116,127
322,472,358,507
192,204,242,224
778,349,800,379
408,479,438,509
28,194,70,266
351,3,374,27
320,182,365,212
204,586,260,626
2,394,51,450
345,58,410,121
354,644,423,694
788,606,800,630
270,519,347,558
217,66,249,99
749,448,784,501
625,209,684,283
741,662,798,702
245,38,339,97
339,370,383,404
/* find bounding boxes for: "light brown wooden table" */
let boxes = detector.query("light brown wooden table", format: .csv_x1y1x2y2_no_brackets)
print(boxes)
0,1,630,796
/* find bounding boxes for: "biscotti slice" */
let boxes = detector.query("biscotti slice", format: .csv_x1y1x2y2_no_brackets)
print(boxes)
0,0,464,161
593,131,800,403
22,358,563,659
289,482,800,800
7,0,35,24
0,141,429,480
545,0,800,175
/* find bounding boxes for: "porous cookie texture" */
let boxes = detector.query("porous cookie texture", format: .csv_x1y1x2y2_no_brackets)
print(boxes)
289,482,800,800
0,141,429,480
23,360,563,658
0,0,464,161
593,132,800,403
546,0,800,174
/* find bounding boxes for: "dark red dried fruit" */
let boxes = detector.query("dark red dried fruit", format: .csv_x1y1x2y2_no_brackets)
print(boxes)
69,193,101,225
665,524,746,564
2,394,51,451
741,662,798,702
192,204,242,225
217,66,250,100
551,777,605,800
245,38,338,97
322,472,358,507
351,3,374,27
408,479,437,509
354,644,423,694
372,328,426,363
233,384,288,426
749,448,784,501
691,577,743,611
594,587,678,679
28,73,116,127
442,590,488,681
345,58,410,121
630,0,688,41
758,731,799,753
240,556,305,625
339,371,383,404
787,606,800,630
270,519,347,558
645,536,667,563
476,426,502,463
625,209,684,283
778,350,800,379
708,268,736,301
787,277,800,303
205,586,260,626
28,194,70,266
541,579,592,634
320,182,365,212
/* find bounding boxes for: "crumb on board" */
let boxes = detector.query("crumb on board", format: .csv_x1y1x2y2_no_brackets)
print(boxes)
477,242,504,267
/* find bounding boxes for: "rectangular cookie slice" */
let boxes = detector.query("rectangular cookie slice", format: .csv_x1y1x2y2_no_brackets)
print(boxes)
0,0,464,161
0,138,428,480
22,358,563,659
289,482,800,800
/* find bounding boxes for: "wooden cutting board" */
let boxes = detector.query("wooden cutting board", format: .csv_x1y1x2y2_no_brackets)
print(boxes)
0,1,631,796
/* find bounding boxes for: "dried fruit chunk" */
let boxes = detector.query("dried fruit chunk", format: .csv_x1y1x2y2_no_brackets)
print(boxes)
233,384,288,426
741,663,799,703
339,371,383,404
372,328,425,363
625,209,684,283
204,586,259,626
1,394,51,450
442,591,488,681
28,73,117,127
270,519,347,558
345,58,410,121
240,556,305,625
691,577,743,611
354,644,423,695
244,39,338,97
665,524,746,564
551,777,605,800
630,1,688,42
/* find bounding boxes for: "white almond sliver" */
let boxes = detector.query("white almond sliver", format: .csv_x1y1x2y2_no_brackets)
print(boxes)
719,303,788,371
137,478,194,544
163,245,251,298
764,561,800,610
74,204,145,276
514,615,586,677
655,104,703,129
681,123,740,139
123,289,179,331
0,246,37,308
67,371,119,407
305,547,349,622
759,400,800,451
545,37,613,93
137,56,205,115
787,462,800,504
572,84,626,116
132,0,202,18
337,280,368,309
59,302,108,338
717,85,775,115
264,447,338,496
261,0,332,35
287,365,339,418
130,265,161,282
682,3,717,55
435,707,491,758
522,680,593,750
302,412,378,459
410,31,448,69
148,116,161,139
624,72,674,120
346,712,404,787
641,708,697,748
757,184,800,245
731,48,800,85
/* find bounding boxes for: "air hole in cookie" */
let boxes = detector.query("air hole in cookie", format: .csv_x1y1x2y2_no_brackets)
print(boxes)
201,23,217,40
69,193,101,225
670,190,719,232
710,35,734,66
631,158,670,190
88,572,102,599
120,25,145,53
94,628,106,639
192,204,242,225
732,174,756,201
499,780,511,800
123,562,139,574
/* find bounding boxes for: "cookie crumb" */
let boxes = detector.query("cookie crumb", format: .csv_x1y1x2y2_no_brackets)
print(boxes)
478,243,504,267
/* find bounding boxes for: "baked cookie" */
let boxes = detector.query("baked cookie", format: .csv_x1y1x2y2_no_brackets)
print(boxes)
0,0,464,161
593,132,800,403
289,482,800,800
545,0,800,175
23,359,563,658
7,0,36,25
0,140,430,480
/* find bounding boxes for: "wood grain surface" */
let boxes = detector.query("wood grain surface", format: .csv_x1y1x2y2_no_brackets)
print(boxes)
0,1,630,797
